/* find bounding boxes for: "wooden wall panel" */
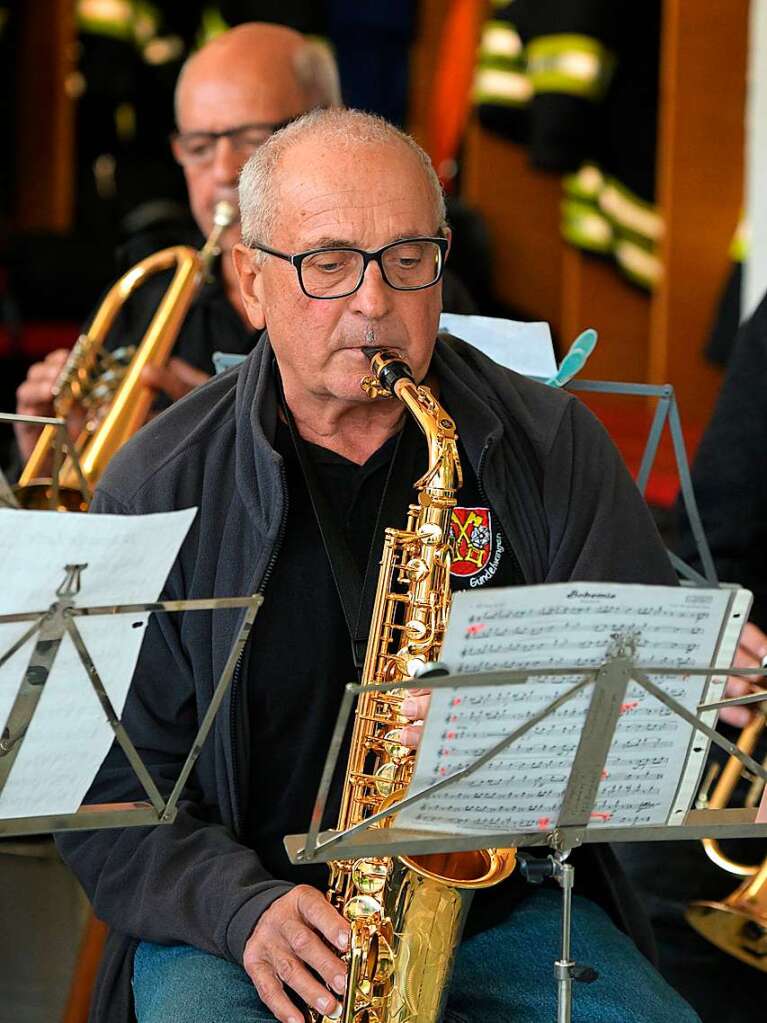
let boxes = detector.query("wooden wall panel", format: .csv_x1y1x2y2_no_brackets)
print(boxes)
463,122,564,337
561,249,650,383
650,0,748,424
15,0,76,232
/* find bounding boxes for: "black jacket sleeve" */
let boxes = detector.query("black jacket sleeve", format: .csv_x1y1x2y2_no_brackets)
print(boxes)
676,293,767,629
544,395,677,585
55,488,293,965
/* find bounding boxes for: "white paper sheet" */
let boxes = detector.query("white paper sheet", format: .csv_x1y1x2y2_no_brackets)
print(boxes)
438,314,557,379
0,508,196,820
398,583,746,836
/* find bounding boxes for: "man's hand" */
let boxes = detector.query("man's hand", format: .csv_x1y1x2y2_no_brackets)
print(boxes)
140,357,210,403
14,348,71,461
243,885,349,1023
723,621,767,727
400,688,431,748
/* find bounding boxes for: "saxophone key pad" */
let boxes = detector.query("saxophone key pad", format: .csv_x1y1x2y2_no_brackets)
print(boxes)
352,858,389,896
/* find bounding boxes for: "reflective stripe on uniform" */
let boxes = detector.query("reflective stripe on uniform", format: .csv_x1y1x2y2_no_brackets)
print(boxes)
614,239,662,288
562,198,614,253
599,178,663,245
729,218,749,262
77,0,134,40
480,20,523,60
527,34,615,100
564,163,605,203
473,66,533,106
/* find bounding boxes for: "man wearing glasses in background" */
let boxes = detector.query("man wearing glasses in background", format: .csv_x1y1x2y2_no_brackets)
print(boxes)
57,109,698,1023
13,22,340,464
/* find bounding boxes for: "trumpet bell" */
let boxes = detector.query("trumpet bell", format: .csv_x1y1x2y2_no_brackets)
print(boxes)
14,481,88,512
686,897,767,971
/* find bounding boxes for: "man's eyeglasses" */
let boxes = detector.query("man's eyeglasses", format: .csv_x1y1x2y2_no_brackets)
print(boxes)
250,237,449,300
171,120,292,166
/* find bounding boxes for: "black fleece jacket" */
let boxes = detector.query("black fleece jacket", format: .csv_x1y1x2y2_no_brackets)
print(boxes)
56,333,675,1022
677,291,767,629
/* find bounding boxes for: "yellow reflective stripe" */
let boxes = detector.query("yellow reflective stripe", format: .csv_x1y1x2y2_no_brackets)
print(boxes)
528,34,614,100
562,200,613,252
78,0,134,39
474,67,533,106
480,21,523,60
133,0,159,45
563,163,604,201
599,179,663,243
143,34,184,65
614,239,661,289
729,218,749,262
197,6,229,46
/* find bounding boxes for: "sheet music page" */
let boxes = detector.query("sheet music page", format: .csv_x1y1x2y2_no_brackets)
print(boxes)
398,583,739,836
438,314,557,379
0,508,196,819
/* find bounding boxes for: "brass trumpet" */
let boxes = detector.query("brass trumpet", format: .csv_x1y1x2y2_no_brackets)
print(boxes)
686,709,767,970
16,201,235,510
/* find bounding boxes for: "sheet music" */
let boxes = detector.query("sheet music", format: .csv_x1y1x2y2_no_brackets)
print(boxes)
398,583,744,836
0,508,196,819
438,315,557,379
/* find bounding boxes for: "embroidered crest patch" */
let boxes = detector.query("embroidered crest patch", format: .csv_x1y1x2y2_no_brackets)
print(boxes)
449,507,492,577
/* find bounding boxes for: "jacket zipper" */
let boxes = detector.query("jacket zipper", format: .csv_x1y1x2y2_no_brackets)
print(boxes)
229,464,289,836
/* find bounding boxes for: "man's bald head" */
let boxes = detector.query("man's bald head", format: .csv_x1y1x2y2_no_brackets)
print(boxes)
172,23,340,248
175,23,339,127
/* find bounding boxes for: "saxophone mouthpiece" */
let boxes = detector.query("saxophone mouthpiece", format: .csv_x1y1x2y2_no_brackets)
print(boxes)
363,347,414,396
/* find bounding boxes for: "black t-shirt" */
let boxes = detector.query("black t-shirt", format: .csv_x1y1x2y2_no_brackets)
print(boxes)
243,414,523,923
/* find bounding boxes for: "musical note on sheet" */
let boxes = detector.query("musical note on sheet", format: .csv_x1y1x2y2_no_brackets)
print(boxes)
398,583,741,835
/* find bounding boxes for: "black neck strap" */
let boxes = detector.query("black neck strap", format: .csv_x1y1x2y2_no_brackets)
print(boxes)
281,392,416,675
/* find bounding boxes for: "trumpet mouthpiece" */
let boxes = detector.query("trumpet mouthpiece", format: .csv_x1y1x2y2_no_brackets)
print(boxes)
213,201,235,228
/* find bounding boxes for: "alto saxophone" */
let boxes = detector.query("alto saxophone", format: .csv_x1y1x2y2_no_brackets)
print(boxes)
320,348,516,1023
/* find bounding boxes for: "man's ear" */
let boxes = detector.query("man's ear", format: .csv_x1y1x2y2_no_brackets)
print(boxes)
231,244,266,330
443,227,452,260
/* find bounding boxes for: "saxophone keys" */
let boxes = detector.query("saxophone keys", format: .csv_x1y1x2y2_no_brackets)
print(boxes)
382,730,411,764
416,523,442,544
344,894,383,921
404,558,429,583
351,858,389,896
373,762,398,797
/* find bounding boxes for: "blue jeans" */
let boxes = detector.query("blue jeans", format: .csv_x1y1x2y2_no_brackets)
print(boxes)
132,890,701,1023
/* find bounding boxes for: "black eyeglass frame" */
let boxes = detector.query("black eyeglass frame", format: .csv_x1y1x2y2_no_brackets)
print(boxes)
170,119,296,160
250,236,450,300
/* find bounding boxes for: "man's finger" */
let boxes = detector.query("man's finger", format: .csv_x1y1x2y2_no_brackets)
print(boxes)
283,919,347,994
737,622,767,666
401,693,431,720
400,722,424,748
167,356,210,387
141,359,210,402
250,963,306,1023
722,670,761,727
296,886,349,951
273,948,341,1018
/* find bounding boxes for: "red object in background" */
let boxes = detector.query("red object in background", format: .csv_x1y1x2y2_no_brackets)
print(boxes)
427,0,485,189
579,394,704,510
0,322,77,360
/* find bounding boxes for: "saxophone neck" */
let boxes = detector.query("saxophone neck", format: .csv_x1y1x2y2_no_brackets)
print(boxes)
361,347,462,501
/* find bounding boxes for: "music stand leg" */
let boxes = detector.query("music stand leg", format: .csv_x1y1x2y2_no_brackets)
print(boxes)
518,853,598,1023
555,859,575,1023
